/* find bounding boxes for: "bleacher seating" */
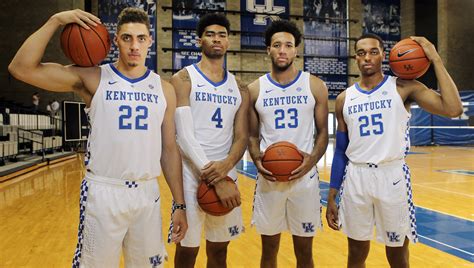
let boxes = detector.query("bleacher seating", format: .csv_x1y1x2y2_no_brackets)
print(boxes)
0,99,64,163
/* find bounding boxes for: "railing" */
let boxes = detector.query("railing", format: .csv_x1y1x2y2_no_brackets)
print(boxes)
17,127,45,161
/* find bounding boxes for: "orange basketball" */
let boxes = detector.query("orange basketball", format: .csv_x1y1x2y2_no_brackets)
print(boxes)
60,23,111,67
197,177,235,216
389,38,430,80
262,141,303,182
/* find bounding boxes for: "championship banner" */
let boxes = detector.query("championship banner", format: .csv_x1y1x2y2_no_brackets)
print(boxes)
362,0,401,73
99,0,158,72
172,0,225,70
303,0,348,98
240,0,289,50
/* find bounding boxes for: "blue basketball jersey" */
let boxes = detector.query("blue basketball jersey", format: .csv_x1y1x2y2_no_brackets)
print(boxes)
255,71,316,153
85,64,166,180
343,75,411,164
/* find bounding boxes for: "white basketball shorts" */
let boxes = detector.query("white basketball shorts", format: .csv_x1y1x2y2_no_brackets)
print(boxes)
72,173,166,267
178,163,243,248
252,166,322,237
338,160,418,247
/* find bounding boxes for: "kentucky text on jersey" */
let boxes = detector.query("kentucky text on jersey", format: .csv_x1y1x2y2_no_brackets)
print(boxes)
105,90,160,104
194,92,238,106
347,99,392,115
263,95,309,107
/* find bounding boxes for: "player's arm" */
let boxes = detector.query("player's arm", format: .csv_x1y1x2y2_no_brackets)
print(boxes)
247,80,275,181
160,79,187,243
398,36,462,118
326,91,349,231
8,10,100,101
171,69,210,170
203,79,249,183
202,80,249,208
289,75,329,180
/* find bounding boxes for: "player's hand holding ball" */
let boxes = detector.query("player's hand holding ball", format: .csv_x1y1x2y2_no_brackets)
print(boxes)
261,141,304,182
389,37,431,80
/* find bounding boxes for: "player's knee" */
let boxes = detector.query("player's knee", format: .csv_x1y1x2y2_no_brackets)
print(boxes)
261,241,279,257
175,245,199,261
348,240,370,262
386,245,409,267
206,241,229,260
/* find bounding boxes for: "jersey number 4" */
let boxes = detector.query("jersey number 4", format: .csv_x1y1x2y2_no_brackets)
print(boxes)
212,108,223,128
275,108,298,129
119,105,148,130
359,113,383,136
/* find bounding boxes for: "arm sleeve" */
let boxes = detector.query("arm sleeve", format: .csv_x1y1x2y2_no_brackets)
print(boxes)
329,131,349,190
175,106,210,169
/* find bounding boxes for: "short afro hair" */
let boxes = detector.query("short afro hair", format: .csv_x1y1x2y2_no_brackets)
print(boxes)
354,33,384,51
196,13,230,37
264,20,302,47
117,7,150,33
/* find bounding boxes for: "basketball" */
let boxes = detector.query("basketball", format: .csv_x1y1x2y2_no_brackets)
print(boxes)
197,177,235,216
262,141,303,182
389,38,430,80
60,23,111,67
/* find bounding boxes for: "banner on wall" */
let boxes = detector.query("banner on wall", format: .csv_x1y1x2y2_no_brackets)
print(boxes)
240,0,289,50
99,0,157,72
303,0,348,98
172,0,225,70
362,0,401,73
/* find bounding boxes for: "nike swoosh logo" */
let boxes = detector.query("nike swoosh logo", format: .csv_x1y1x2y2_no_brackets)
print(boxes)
108,81,117,85
397,48,418,58
350,96,359,101
393,180,401,185
265,89,273,93
310,171,317,179
197,84,205,87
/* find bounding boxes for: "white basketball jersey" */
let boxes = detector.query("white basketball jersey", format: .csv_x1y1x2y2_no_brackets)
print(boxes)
255,71,316,153
85,64,166,180
343,75,411,164
185,64,242,161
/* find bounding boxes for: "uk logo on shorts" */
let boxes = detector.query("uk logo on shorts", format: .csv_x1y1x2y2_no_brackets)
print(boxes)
228,225,240,236
387,231,401,242
302,222,315,233
149,254,162,267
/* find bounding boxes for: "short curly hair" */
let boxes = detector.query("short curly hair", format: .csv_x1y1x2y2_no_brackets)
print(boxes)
196,13,230,37
117,7,150,33
264,20,302,47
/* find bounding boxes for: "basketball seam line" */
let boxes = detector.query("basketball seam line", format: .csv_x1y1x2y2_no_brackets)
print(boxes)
88,25,108,54
262,159,303,162
389,56,429,63
66,25,73,59
78,26,94,66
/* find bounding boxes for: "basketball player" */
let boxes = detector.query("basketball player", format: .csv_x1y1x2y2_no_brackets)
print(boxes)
171,14,249,268
326,33,463,267
8,8,188,267
248,20,329,268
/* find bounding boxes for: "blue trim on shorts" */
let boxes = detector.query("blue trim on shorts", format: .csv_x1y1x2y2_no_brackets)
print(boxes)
72,179,90,267
237,160,474,263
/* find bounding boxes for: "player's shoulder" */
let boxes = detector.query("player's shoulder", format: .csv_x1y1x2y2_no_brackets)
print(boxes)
73,65,101,93
160,77,174,92
336,90,347,104
395,76,424,90
170,68,192,89
247,78,260,92
308,73,324,85
308,73,328,97
247,79,261,100
234,77,249,92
